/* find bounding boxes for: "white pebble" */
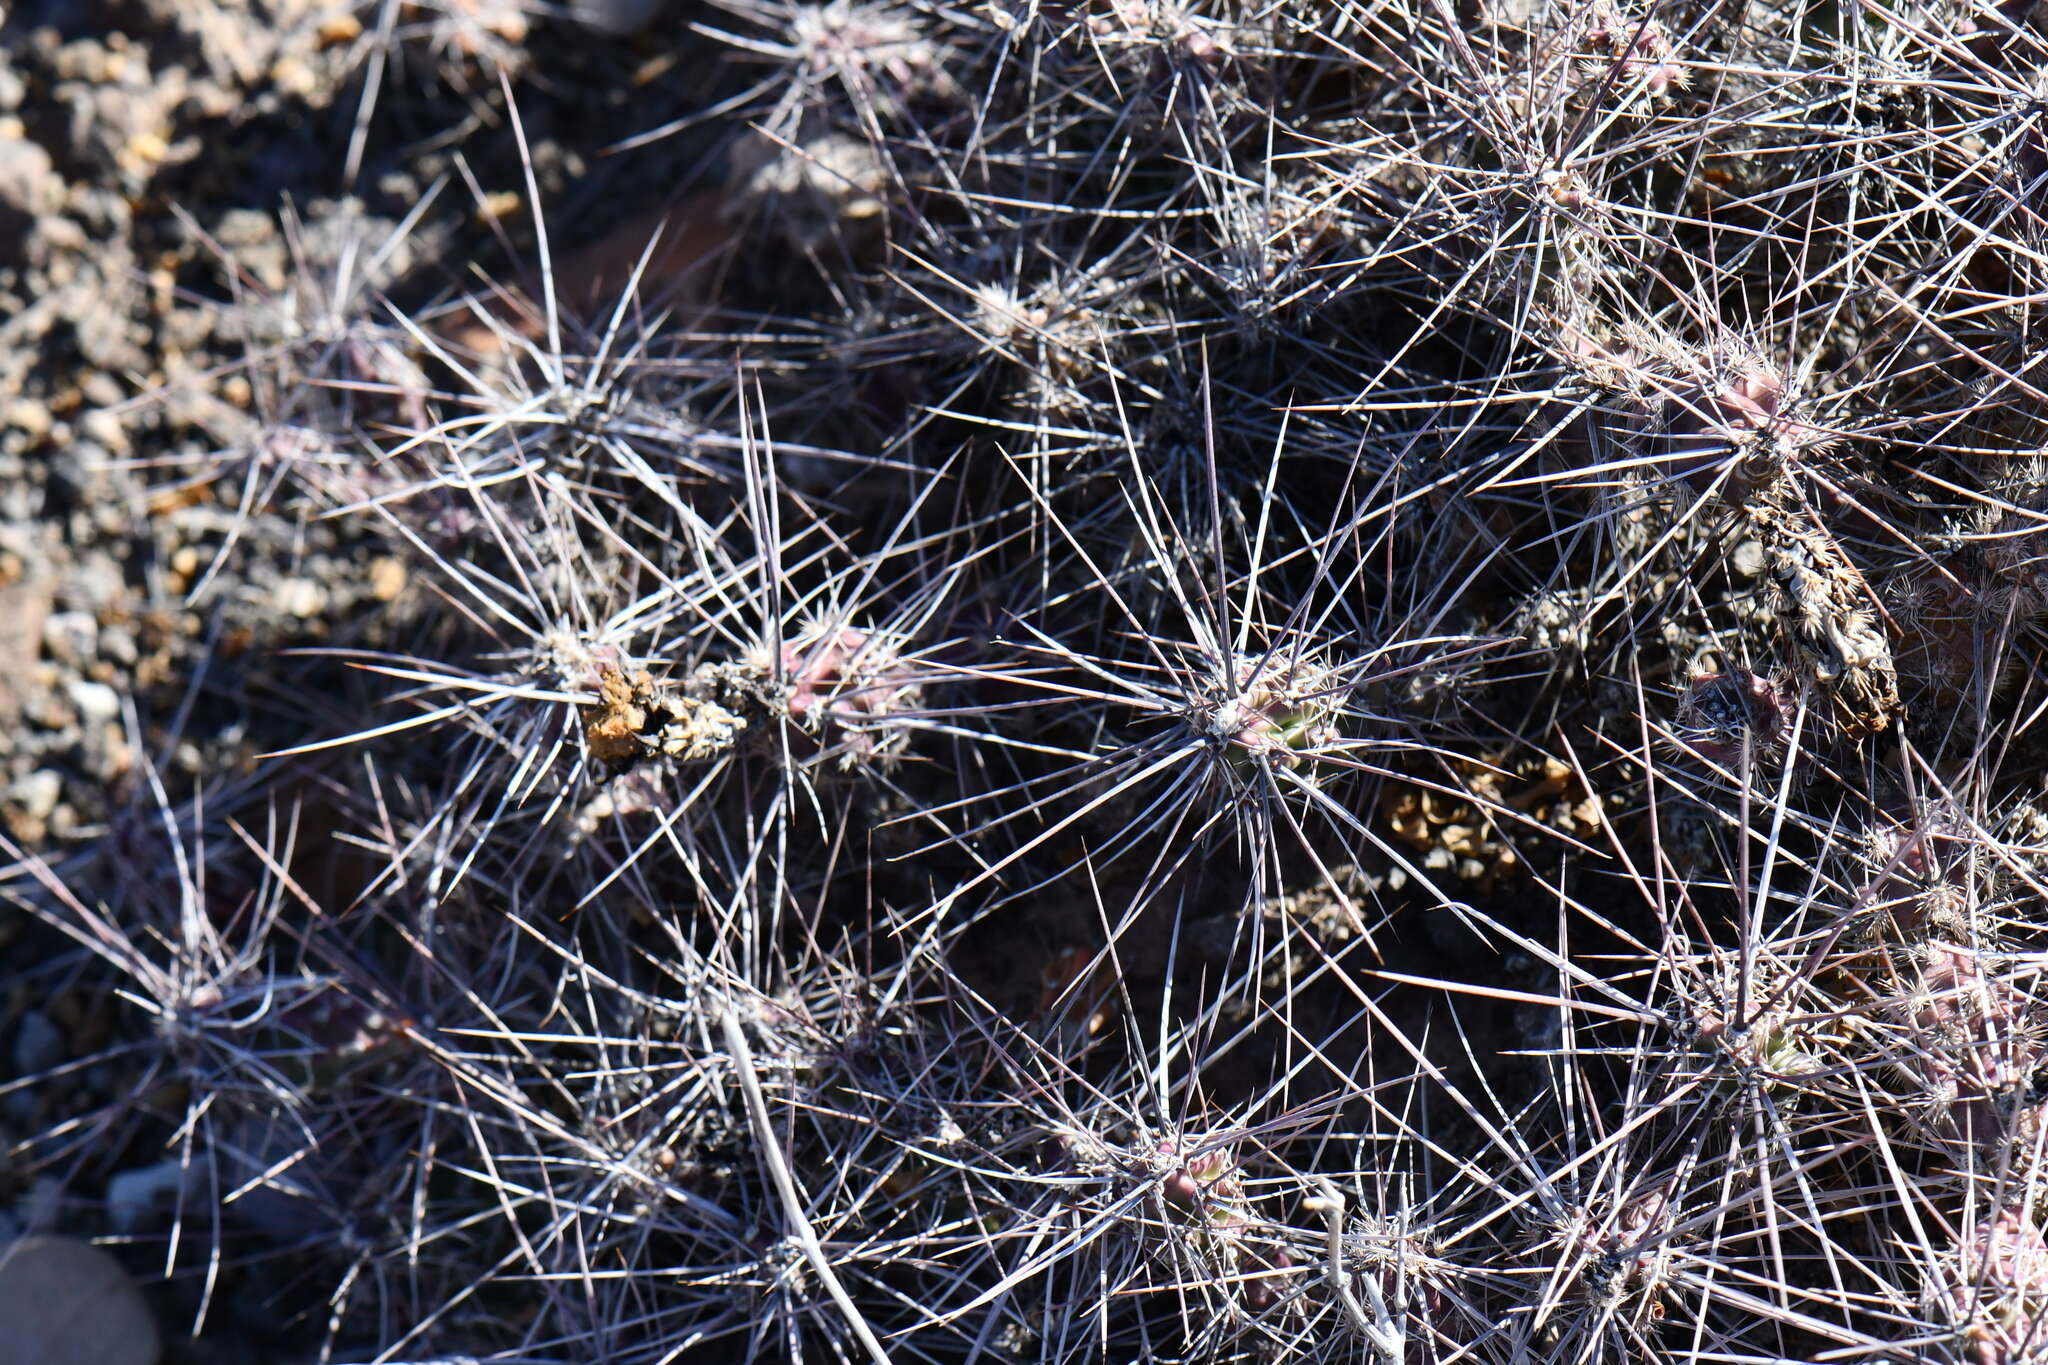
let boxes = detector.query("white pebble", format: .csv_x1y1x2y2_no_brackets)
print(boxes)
104,1159,194,1234
272,577,327,618
65,679,121,725
7,769,61,821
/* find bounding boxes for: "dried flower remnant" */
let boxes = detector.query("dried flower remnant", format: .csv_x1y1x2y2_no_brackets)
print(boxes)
1582,3,1687,102
575,621,926,777
1556,325,1897,734
1667,361,1898,735
582,663,749,766
1747,489,1900,737
583,665,652,765
1382,754,1601,886
1681,366,1897,732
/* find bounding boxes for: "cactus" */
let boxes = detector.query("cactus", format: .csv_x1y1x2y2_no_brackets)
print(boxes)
14,0,2048,1361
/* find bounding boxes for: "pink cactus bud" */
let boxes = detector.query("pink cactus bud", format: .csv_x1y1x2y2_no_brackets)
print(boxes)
1674,667,1790,766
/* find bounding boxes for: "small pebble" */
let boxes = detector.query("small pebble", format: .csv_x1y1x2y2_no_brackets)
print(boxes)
65,552,123,610
319,13,365,44
368,556,406,602
0,135,59,218
41,611,98,665
10,1010,64,1075
65,680,121,725
7,770,61,823
272,577,327,618
2,397,51,442
0,1235,161,1365
104,1160,191,1235
78,408,126,453
97,624,136,668
269,56,317,100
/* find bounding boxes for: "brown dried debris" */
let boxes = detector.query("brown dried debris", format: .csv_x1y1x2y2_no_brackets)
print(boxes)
1381,754,1603,887
1742,487,1900,738
582,663,749,767
1555,321,1900,737
583,666,652,765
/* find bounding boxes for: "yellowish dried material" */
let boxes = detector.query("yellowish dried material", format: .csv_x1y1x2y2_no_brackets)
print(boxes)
583,667,651,766
583,665,750,766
